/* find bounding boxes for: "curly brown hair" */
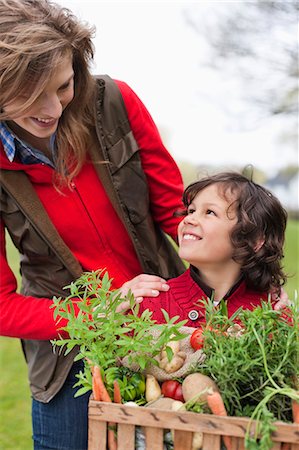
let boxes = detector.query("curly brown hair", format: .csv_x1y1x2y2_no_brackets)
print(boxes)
180,172,288,294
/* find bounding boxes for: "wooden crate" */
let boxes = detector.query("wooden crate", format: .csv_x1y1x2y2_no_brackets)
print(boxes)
88,399,299,450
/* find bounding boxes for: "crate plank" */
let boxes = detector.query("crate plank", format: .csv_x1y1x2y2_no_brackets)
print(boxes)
88,418,107,450
268,443,281,450
116,424,135,450
231,436,246,450
144,426,164,449
202,432,221,449
173,429,193,449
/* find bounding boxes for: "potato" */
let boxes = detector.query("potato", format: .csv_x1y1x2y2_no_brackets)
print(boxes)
159,351,186,373
160,340,181,360
145,374,162,403
146,397,176,410
182,373,218,403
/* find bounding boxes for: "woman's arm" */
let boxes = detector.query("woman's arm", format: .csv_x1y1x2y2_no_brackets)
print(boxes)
0,221,71,340
115,80,184,242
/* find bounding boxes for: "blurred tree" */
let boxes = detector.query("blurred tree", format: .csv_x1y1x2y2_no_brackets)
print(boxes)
183,1,298,140
177,161,199,187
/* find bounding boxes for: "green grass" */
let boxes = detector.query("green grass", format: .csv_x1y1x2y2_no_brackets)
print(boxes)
0,220,298,449
0,339,32,450
283,219,299,297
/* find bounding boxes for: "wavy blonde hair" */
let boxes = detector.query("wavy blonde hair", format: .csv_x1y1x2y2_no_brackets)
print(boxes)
0,0,97,185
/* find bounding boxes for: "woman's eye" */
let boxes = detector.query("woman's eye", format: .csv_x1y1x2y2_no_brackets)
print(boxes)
60,82,70,91
59,78,73,91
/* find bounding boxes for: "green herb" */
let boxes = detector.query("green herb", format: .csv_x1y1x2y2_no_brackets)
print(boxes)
198,297,299,450
51,269,187,399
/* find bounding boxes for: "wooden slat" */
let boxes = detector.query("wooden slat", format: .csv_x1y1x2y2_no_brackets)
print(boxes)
202,432,221,449
270,443,282,450
88,401,299,445
173,429,193,450
144,426,164,449
88,418,107,450
231,436,246,450
116,424,135,450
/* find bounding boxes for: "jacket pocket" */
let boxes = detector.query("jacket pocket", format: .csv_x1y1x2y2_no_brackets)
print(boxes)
107,133,150,225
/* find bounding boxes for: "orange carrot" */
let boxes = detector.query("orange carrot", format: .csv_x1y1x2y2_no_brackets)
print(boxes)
91,366,101,401
281,444,291,450
292,399,299,424
207,391,232,450
91,366,117,449
113,380,122,404
92,365,112,403
107,426,117,450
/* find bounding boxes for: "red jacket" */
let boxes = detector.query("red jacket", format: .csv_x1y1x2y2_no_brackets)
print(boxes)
0,80,184,340
138,268,271,327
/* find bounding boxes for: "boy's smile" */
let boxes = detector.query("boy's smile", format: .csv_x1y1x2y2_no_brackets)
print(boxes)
178,184,240,275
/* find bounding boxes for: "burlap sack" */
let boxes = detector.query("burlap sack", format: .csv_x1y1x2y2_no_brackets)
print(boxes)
121,326,205,382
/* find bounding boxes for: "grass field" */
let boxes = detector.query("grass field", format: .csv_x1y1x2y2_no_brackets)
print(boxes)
0,221,298,449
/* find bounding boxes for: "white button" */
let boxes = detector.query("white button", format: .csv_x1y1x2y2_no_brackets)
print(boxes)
188,310,199,321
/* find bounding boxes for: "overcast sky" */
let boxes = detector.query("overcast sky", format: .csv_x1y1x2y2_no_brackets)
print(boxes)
55,0,298,175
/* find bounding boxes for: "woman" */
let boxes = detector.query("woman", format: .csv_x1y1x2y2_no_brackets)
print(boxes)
0,0,185,448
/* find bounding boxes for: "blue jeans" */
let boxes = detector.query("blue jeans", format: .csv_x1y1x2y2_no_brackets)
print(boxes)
32,360,91,450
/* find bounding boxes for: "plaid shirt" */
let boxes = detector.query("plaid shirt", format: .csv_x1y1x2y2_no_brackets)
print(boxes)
0,121,55,167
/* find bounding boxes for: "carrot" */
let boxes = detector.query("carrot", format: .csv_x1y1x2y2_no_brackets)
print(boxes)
92,367,118,449
292,399,299,423
113,379,122,404
92,365,112,402
281,444,291,450
207,391,232,450
91,366,102,401
107,426,117,450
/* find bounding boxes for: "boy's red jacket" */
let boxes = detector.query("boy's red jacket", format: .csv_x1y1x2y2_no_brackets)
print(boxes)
139,268,271,326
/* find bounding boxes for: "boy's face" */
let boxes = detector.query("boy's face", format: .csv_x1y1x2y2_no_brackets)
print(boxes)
178,184,239,271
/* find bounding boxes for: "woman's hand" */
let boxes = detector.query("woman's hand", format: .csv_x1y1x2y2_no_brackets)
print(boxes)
116,274,170,313
272,287,291,310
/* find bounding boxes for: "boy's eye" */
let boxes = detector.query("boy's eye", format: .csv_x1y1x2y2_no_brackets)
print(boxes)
187,208,195,214
206,209,216,216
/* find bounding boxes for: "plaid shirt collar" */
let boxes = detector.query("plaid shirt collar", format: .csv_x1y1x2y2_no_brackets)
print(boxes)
0,121,55,167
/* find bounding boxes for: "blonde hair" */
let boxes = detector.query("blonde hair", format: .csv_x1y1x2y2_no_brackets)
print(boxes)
0,0,97,185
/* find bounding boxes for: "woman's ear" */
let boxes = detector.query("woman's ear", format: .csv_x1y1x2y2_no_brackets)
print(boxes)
254,238,265,252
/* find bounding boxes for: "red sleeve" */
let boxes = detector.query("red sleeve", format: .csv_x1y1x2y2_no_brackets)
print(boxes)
115,80,184,241
0,220,70,340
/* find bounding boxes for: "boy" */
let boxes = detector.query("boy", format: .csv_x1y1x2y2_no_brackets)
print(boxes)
138,172,288,326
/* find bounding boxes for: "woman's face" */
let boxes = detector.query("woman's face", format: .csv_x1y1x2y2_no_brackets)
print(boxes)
178,184,238,270
4,54,74,148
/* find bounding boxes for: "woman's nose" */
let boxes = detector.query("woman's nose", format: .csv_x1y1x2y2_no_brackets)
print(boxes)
39,94,63,118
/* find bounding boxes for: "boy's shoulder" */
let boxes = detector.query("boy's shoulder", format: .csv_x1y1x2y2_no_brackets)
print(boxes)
228,282,272,313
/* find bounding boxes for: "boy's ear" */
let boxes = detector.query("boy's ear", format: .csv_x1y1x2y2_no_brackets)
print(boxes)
254,238,265,252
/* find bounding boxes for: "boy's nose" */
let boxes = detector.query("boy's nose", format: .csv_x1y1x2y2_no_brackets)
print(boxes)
184,214,198,225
